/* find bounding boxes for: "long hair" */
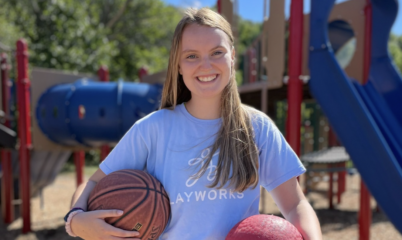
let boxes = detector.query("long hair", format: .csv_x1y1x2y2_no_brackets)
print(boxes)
160,8,259,192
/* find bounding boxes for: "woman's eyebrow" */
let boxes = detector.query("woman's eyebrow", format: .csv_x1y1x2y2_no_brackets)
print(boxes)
181,45,226,54
181,49,197,54
210,45,226,51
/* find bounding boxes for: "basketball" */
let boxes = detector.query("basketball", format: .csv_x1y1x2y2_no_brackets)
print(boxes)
87,169,171,239
226,214,303,240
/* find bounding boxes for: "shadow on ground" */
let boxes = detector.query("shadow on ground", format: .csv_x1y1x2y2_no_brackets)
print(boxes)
316,208,391,233
0,222,73,240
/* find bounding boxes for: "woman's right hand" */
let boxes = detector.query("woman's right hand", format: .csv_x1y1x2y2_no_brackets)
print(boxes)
71,209,141,240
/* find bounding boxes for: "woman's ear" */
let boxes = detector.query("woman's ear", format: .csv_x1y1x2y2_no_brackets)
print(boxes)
179,65,183,75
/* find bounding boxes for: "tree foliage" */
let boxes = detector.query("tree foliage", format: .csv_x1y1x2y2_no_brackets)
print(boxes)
236,18,262,56
0,0,182,80
235,17,262,85
0,14,23,51
389,34,402,74
2,0,399,82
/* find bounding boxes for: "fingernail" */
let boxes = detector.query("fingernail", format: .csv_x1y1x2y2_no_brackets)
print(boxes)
118,210,123,214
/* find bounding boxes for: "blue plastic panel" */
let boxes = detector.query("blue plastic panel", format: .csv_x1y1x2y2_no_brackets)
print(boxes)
309,0,402,233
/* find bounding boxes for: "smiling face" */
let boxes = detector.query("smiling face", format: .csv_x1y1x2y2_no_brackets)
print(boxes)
179,24,234,101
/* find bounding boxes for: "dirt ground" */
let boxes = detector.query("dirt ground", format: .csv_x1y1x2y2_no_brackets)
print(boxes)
0,171,401,240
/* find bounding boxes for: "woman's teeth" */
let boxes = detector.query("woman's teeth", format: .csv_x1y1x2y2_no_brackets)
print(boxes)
197,75,217,82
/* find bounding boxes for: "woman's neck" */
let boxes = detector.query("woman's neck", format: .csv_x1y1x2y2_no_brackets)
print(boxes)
184,97,221,120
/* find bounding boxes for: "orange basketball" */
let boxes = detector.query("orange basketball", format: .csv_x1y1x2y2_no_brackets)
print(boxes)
88,169,171,239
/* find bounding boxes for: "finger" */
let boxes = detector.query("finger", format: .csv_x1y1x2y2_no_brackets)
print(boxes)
109,236,141,240
110,229,140,238
102,222,140,238
90,209,124,219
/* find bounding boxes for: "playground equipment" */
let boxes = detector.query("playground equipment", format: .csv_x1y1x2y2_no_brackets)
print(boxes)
36,79,161,146
308,0,402,236
0,40,162,233
225,0,402,239
0,0,401,238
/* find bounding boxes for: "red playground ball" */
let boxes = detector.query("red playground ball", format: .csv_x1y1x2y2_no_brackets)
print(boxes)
226,214,303,240
88,169,171,240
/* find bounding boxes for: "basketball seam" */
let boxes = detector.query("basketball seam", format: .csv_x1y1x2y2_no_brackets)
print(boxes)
88,170,169,206
110,171,151,226
88,187,168,207
141,173,158,238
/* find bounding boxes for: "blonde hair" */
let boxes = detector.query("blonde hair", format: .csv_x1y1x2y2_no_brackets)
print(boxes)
160,8,259,192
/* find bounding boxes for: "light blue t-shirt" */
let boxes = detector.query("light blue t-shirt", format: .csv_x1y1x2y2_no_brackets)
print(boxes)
100,103,305,240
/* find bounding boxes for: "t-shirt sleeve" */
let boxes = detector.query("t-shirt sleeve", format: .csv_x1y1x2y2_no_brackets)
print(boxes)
257,116,306,192
99,122,149,175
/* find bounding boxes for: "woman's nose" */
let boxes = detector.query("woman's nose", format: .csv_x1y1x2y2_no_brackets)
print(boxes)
199,56,213,71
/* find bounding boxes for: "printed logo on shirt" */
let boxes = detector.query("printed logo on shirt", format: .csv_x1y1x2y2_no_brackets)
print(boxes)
171,147,244,205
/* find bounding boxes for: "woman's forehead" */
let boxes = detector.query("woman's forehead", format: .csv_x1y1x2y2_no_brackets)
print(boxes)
181,24,231,50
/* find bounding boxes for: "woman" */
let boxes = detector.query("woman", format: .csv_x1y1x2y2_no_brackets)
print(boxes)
65,8,322,240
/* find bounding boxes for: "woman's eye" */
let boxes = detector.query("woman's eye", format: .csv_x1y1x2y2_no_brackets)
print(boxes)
213,51,223,56
187,54,197,59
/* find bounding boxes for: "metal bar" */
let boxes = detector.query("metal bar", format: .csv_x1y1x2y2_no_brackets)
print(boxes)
75,151,85,187
328,164,334,209
138,67,148,82
1,151,13,223
328,127,338,147
359,180,371,240
16,39,32,233
1,53,14,223
337,161,346,204
286,0,303,156
358,2,373,239
98,66,110,162
363,1,372,85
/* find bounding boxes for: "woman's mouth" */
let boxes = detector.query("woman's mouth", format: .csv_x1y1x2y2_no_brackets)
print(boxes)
196,74,218,82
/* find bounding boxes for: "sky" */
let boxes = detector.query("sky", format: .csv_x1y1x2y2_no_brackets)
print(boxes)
162,0,402,35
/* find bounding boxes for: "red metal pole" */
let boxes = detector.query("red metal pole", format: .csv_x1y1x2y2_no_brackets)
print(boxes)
363,0,372,85
1,53,14,223
328,164,334,210
217,0,222,14
286,0,303,156
359,180,371,240
16,39,32,233
328,127,338,147
74,151,85,187
358,2,373,239
337,161,347,203
138,66,148,83
98,66,110,162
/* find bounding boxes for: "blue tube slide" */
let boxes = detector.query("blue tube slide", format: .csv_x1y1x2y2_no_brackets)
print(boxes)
36,79,162,147
309,0,402,233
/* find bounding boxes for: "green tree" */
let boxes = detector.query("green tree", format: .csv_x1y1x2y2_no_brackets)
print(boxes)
0,14,23,51
0,0,117,76
0,0,182,80
235,17,262,85
98,0,182,80
236,18,262,55
389,34,402,73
